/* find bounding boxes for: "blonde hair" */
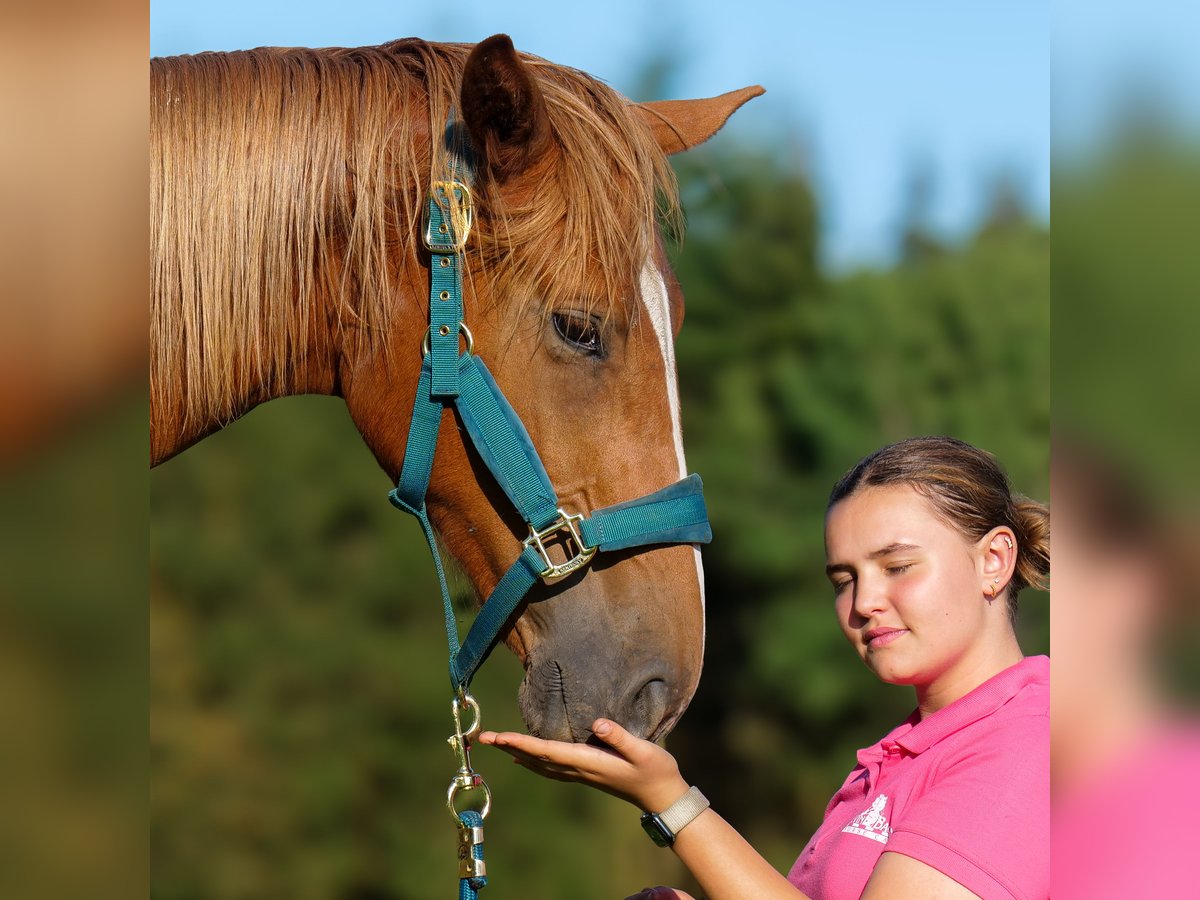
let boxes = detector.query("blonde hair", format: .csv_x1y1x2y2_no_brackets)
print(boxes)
829,436,1049,621
151,39,678,431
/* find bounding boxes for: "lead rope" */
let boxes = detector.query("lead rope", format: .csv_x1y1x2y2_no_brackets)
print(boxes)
457,809,487,900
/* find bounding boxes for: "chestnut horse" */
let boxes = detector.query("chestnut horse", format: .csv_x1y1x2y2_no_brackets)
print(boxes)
151,35,761,743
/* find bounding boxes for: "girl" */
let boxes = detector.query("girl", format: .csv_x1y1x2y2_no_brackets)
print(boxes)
480,436,1050,899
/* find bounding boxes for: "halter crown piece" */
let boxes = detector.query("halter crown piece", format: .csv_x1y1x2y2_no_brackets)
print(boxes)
387,113,713,899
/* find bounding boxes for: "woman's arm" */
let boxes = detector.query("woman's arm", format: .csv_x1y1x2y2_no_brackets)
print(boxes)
478,719,807,900
480,720,985,899
863,853,979,899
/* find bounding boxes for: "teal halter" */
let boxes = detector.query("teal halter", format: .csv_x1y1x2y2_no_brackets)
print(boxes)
389,124,712,695
387,118,711,899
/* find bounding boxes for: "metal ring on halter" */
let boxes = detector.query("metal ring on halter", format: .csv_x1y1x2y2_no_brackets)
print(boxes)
447,776,492,824
421,321,474,357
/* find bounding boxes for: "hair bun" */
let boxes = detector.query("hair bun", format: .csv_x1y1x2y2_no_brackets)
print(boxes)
1012,496,1050,593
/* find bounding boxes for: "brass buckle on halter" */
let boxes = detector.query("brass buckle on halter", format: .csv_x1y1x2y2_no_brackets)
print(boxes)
523,509,597,581
423,180,474,251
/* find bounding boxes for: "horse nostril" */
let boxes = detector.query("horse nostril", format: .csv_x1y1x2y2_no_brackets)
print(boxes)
627,678,670,739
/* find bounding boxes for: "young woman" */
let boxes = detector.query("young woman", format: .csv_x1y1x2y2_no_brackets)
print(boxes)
479,436,1050,899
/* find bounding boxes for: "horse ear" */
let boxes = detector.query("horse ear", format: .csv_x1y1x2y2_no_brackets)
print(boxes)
636,85,765,155
460,34,552,183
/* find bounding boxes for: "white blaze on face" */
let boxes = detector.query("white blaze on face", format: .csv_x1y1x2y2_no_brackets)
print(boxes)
638,258,707,627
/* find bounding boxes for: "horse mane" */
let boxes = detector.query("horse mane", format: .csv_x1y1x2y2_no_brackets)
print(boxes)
150,39,680,431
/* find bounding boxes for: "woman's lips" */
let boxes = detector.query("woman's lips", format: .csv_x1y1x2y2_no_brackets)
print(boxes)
865,628,908,649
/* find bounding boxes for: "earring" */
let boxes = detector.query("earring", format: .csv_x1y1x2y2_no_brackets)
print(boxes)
1003,536,1013,550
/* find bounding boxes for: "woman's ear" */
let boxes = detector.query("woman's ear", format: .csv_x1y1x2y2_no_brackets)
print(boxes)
981,527,1017,596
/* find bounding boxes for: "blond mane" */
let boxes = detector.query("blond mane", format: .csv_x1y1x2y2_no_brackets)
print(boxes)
150,39,679,431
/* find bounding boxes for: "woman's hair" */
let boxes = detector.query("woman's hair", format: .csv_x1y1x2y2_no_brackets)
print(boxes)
828,436,1049,622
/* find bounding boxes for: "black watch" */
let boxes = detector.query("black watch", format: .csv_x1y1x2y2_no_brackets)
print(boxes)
639,786,709,847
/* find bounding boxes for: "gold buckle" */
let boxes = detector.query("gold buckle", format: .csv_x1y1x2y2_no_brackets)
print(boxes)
523,509,597,581
423,180,473,251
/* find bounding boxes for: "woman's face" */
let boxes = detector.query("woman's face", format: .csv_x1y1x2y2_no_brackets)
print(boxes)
825,484,990,688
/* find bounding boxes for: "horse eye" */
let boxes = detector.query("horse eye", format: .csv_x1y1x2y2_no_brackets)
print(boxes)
551,311,605,357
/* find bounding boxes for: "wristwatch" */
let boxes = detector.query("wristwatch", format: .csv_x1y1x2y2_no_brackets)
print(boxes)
639,786,710,847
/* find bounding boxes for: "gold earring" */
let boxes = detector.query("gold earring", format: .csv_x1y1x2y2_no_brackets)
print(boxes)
1003,536,1013,549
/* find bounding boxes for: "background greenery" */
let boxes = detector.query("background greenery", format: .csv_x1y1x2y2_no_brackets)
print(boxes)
150,138,1049,898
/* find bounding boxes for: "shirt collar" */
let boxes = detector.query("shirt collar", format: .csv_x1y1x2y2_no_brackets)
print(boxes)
893,655,1049,756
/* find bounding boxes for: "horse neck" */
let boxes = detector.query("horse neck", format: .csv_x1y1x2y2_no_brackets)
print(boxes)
149,286,343,465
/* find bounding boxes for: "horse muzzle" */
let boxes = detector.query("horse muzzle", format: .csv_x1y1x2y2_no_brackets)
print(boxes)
518,648,684,744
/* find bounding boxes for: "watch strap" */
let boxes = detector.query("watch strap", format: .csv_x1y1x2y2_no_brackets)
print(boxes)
657,785,709,836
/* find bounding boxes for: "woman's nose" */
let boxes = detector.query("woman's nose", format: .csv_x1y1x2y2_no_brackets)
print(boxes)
851,576,889,618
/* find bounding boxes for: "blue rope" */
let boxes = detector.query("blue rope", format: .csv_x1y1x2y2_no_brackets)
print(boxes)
458,810,487,900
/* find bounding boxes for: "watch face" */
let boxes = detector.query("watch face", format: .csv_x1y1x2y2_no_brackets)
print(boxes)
640,812,674,848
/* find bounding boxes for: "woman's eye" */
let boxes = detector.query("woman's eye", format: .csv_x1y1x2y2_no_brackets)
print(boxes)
552,312,605,356
886,564,913,576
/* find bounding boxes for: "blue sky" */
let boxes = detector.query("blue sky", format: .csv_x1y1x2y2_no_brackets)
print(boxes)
151,1,1050,271
1054,0,1200,155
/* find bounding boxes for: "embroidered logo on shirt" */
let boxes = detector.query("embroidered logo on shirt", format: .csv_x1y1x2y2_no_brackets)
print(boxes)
842,794,892,844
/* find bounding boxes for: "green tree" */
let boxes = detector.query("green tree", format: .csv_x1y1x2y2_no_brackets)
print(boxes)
667,144,1049,876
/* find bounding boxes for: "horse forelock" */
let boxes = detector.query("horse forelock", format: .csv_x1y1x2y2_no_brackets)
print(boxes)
150,39,680,434
469,61,682,333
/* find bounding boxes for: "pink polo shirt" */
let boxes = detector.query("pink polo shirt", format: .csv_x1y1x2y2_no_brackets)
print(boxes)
1053,723,1200,898
788,656,1049,899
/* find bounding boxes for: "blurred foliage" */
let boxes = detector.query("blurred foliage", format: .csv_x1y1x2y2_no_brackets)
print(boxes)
667,147,1049,878
1054,129,1200,509
0,393,146,900
151,140,1048,898
1054,128,1200,700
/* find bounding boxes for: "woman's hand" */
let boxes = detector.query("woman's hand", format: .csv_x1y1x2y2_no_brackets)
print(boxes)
476,718,690,813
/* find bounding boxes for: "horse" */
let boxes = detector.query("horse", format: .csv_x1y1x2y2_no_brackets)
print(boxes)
151,34,762,745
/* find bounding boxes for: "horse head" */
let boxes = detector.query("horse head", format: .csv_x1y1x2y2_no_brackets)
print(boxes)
150,35,761,744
